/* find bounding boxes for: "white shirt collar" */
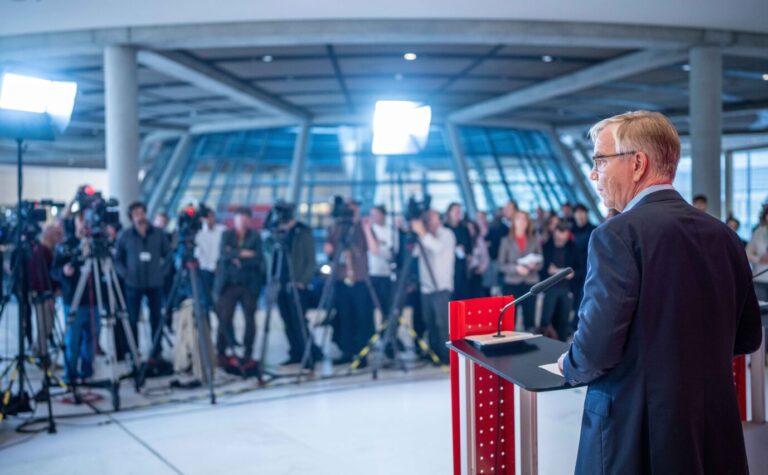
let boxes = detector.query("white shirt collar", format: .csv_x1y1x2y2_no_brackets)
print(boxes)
623,184,676,213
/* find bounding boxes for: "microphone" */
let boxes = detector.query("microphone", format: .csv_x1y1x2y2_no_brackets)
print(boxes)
495,267,574,337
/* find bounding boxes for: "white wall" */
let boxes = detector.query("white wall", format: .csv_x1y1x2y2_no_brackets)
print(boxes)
0,165,108,206
0,0,766,37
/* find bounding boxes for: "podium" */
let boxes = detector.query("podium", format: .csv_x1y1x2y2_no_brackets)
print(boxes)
448,296,578,475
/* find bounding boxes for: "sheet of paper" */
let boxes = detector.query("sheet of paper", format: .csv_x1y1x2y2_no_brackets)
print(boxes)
539,362,562,377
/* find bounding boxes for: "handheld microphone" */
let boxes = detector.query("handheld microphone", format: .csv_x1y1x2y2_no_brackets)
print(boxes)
495,267,574,337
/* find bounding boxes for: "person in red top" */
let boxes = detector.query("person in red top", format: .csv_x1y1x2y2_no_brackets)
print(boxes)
498,211,542,331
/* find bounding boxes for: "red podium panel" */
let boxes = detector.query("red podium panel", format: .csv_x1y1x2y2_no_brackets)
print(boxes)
450,296,516,475
733,356,746,421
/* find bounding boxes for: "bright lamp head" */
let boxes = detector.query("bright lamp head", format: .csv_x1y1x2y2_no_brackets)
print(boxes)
0,72,78,131
372,100,432,155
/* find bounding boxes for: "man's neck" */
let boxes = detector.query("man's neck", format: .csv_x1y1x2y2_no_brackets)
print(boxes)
620,178,673,211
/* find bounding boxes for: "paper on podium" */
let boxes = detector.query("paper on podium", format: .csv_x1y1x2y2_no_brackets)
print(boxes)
464,331,540,349
539,363,562,376
516,253,543,267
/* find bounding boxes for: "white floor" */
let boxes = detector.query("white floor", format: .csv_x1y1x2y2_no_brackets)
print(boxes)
0,302,765,475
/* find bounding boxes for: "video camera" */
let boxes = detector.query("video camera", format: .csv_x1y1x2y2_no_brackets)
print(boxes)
264,200,296,231
69,185,120,238
331,196,355,222
177,203,209,242
405,195,431,221
0,200,64,246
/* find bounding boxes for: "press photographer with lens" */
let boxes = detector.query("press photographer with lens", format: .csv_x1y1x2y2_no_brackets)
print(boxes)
264,201,321,368
324,197,376,365
115,201,171,362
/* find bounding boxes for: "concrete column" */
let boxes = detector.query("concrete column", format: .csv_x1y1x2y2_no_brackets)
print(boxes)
689,46,722,218
445,122,478,217
287,120,310,205
104,45,140,225
724,151,733,217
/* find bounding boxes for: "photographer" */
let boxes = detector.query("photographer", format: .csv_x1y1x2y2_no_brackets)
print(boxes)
214,206,264,369
270,203,321,367
325,198,374,365
28,224,63,353
366,205,397,319
194,208,225,305
50,213,98,384
115,201,171,361
410,209,455,365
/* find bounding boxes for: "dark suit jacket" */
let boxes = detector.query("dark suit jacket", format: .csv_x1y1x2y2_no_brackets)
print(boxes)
563,189,762,475
213,229,265,297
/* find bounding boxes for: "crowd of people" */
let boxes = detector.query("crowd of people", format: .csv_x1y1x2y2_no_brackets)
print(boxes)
5,187,768,384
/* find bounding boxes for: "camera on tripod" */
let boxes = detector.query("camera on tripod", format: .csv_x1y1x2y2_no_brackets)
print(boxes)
177,203,208,241
405,195,431,222
331,196,355,222
69,185,120,238
264,200,296,232
0,200,62,246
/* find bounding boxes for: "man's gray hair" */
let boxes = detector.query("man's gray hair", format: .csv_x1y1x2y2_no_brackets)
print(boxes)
589,111,681,180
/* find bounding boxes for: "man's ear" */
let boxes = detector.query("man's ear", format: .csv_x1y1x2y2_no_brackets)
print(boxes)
632,152,650,182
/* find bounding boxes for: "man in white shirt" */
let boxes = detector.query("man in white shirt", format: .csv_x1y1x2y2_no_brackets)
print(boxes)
411,209,455,364
194,208,226,308
366,205,398,318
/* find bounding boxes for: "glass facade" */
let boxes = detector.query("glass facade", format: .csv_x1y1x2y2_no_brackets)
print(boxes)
143,125,599,230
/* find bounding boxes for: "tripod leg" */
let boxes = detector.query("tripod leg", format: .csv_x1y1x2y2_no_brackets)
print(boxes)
188,267,216,404
104,258,145,390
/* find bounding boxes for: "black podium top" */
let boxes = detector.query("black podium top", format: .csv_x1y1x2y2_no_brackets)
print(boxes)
447,337,581,392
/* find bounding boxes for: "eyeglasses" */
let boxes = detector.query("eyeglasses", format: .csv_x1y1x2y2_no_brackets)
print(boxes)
590,150,636,172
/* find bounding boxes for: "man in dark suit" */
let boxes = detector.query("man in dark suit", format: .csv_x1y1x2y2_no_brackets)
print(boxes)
557,111,762,474
214,206,265,370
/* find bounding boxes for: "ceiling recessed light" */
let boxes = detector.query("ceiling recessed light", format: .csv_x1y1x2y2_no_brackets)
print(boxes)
403,52,417,61
541,55,553,63
762,73,768,81
682,64,691,72
262,55,274,63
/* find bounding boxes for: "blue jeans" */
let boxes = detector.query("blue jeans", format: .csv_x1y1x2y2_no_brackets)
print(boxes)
63,305,98,383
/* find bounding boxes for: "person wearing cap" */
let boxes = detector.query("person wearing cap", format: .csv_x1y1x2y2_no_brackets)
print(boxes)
213,206,265,370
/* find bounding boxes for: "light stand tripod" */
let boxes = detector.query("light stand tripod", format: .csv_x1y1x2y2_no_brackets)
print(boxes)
139,236,216,404
66,237,142,411
0,138,56,433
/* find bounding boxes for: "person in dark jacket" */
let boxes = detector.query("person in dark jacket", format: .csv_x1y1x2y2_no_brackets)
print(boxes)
214,206,264,369
540,222,576,340
51,213,99,384
115,201,171,360
570,203,596,329
272,206,320,367
444,202,472,300
559,111,762,475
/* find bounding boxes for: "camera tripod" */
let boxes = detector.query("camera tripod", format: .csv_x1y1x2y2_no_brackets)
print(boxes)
140,240,216,404
351,230,445,380
258,230,319,382
309,220,384,378
66,239,142,411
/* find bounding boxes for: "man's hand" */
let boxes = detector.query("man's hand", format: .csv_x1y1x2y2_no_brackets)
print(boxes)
410,219,427,237
324,242,334,255
239,249,255,258
63,263,75,277
548,263,559,275
557,352,567,376
515,265,530,276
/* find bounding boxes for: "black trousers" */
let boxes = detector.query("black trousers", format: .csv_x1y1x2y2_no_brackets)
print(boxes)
332,281,374,359
540,285,572,341
370,275,393,319
503,283,536,331
277,285,319,362
421,290,451,364
216,285,259,359
125,286,164,359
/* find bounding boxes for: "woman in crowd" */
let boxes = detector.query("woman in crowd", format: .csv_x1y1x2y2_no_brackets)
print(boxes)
498,211,542,331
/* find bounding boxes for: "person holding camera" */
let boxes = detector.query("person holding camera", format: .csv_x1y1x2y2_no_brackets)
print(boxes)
51,213,98,384
115,201,171,361
272,204,321,367
214,206,265,369
325,199,375,365
410,209,455,365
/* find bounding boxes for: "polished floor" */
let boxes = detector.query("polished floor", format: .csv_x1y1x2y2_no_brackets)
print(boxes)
0,302,765,474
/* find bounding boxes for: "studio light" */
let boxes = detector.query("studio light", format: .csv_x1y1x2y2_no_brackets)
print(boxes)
372,100,432,155
0,72,78,132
